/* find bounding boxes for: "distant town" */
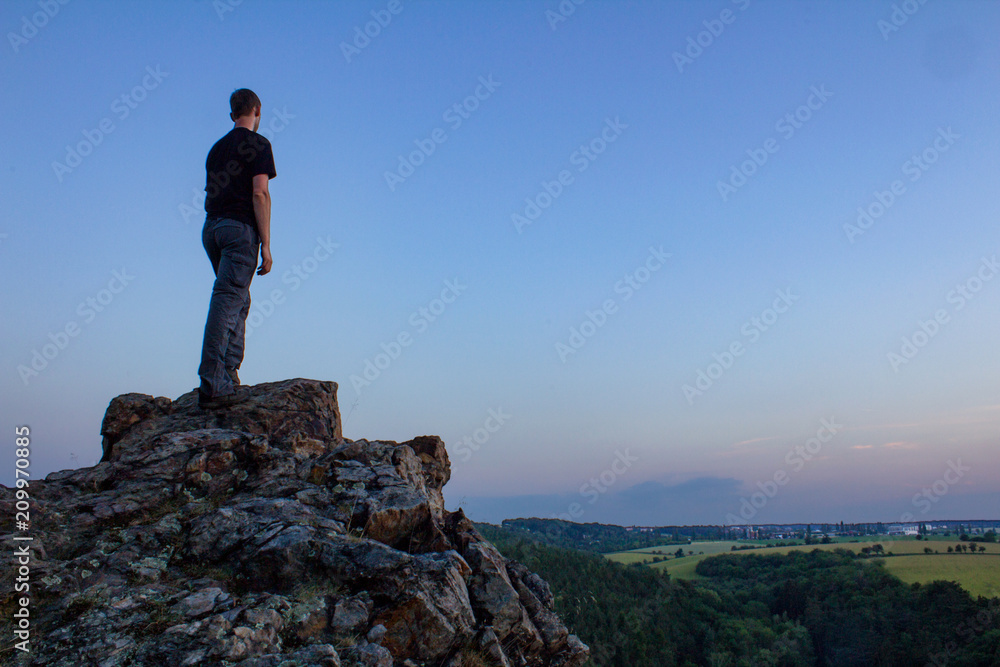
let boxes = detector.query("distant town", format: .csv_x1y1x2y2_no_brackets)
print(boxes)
635,519,1000,542
485,517,1000,554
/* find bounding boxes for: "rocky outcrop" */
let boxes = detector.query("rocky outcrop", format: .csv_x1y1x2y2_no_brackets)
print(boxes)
0,379,589,666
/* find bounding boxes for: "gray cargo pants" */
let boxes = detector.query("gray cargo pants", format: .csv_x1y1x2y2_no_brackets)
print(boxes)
198,216,259,398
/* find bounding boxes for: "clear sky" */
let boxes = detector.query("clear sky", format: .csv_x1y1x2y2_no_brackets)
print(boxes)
2,0,999,526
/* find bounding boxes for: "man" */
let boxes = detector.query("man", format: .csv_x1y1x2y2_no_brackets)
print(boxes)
197,88,276,409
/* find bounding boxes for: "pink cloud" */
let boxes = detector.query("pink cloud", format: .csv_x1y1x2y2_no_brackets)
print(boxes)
883,441,919,450
732,436,776,448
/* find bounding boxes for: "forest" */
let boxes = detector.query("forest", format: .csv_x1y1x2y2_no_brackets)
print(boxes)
477,524,1000,666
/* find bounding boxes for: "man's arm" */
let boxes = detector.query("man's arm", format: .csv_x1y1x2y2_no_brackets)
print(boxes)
252,173,272,275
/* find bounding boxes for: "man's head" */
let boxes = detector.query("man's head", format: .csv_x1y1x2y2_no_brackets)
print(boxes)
229,88,261,131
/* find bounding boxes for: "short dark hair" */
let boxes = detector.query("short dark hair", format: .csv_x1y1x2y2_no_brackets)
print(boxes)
230,88,261,118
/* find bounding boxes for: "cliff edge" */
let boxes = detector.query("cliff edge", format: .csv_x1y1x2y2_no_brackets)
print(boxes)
0,379,589,667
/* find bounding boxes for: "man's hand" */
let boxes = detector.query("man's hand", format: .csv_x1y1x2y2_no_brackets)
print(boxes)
258,245,272,275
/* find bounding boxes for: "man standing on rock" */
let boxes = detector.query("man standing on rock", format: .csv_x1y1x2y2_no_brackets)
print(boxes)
197,88,276,409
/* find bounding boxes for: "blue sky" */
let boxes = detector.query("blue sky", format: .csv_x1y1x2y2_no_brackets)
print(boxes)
2,0,999,526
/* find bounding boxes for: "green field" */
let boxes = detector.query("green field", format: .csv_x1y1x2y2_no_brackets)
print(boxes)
605,538,1000,597
882,554,1000,598
606,540,749,564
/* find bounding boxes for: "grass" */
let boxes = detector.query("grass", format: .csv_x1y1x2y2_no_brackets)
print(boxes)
135,597,185,637
882,554,1000,599
607,540,778,565
605,537,1000,597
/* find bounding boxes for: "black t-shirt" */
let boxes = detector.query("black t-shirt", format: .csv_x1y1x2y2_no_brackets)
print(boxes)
204,127,276,227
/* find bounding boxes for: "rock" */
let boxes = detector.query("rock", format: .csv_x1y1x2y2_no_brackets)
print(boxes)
287,593,330,641
366,622,387,644
179,587,231,618
475,626,514,667
0,378,589,666
330,594,372,634
340,639,394,666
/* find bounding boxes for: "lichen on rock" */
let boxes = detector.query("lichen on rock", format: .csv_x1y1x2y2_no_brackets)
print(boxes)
0,378,589,667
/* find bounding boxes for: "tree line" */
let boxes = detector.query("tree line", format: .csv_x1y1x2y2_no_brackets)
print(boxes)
477,524,1000,666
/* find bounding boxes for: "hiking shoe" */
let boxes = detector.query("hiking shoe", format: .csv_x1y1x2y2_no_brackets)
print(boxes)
198,387,248,410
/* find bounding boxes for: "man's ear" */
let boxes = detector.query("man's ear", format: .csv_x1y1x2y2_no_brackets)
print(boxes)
255,106,261,118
